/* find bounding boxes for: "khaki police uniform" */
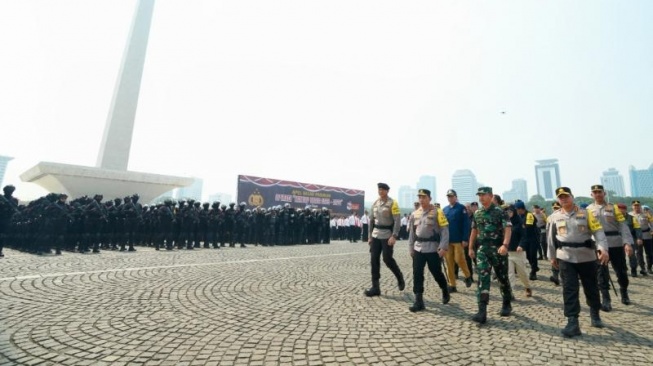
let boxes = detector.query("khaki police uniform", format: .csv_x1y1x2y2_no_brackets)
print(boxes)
366,190,404,294
547,204,608,324
408,204,450,297
587,202,634,306
630,209,653,273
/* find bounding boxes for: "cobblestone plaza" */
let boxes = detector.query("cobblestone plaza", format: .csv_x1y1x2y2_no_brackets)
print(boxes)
1,241,652,365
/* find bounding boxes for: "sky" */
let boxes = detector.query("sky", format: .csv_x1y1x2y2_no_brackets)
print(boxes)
1,0,652,203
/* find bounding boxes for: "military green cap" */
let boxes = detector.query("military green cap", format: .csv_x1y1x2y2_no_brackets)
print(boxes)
476,186,493,195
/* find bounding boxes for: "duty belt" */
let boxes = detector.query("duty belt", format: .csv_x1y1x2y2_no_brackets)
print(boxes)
643,228,651,233
375,225,393,230
559,240,593,249
604,231,620,237
415,234,440,243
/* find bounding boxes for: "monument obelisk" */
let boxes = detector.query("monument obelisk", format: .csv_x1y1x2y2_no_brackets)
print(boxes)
21,0,193,202
97,0,155,171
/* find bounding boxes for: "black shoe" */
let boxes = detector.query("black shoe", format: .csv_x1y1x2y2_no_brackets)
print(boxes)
442,290,450,304
409,293,425,312
499,300,512,317
240,244,247,248
620,289,631,305
55,250,62,255
365,280,381,297
364,287,381,297
590,308,604,328
448,286,458,293
561,316,581,338
529,273,537,281
471,303,487,324
397,277,405,291
549,276,560,286
640,270,648,276
631,270,638,277
464,277,473,288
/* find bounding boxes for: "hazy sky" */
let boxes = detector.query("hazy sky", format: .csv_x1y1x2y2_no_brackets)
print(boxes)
1,0,652,202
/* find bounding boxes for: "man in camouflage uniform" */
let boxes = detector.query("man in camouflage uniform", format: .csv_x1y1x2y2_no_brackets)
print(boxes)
468,186,513,324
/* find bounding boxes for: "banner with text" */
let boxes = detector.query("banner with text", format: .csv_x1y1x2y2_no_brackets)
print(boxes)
237,175,365,215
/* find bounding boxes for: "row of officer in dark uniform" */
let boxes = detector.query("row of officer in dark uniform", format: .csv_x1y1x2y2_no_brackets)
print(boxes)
0,189,332,255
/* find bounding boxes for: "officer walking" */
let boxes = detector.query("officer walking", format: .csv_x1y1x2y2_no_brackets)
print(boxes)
468,186,513,324
442,189,473,293
364,183,405,297
547,187,610,338
630,201,653,275
407,189,450,312
586,184,634,309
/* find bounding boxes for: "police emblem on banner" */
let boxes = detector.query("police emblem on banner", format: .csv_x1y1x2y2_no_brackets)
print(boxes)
249,189,264,207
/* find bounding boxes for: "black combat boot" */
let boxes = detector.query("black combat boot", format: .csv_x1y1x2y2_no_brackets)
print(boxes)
128,243,136,252
620,288,631,305
471,302,487,324
240,243,247,248
442,287,450,304
409,293,425,312
549,275,560,286
396,274,405,291
499,300,512,317
464,277,473,288
590,308,604,328
364,280,381,297
561,316,581,338
600,289,612,312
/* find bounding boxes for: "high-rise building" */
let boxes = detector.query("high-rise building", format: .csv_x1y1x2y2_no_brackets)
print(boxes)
175,178,203,201
600,168,626,197
398,185,418,209
629,164,653,198
451,169,478,205
503,179,528,203
0,156,13,186
417,175,437,201
535,159,561,200
208,193,233,205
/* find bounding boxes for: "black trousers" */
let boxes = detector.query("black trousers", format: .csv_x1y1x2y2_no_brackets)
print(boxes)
362,224,369,242
412,251,448,294
560,260,600,317
597,246,629,291
370,237,403,281
637,238,653,270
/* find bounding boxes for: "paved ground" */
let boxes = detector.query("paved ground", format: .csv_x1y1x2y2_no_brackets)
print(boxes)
0,241,651,366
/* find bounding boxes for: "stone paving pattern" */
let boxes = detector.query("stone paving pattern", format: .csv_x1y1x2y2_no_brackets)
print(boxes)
0,241,651,365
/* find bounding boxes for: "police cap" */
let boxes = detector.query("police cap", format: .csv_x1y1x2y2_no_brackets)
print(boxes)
377,182,390,190
556,187,572,197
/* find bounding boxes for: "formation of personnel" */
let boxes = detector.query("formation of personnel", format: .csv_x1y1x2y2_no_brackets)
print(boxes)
364,182,653,339
0,186,332,256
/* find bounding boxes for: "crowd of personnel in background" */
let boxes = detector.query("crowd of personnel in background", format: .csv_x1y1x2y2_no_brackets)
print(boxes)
0,185,334,256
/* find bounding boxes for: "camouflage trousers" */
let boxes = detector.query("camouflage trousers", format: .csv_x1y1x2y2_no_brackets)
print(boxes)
476,244,512,303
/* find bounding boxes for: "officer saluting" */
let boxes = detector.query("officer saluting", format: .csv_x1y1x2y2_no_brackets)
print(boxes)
547,187,610,338
364,183,405,297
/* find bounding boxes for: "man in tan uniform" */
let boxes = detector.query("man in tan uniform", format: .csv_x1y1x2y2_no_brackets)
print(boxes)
364,182,405,296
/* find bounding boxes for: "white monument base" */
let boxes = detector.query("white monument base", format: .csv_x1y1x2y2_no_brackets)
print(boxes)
20,162,193,204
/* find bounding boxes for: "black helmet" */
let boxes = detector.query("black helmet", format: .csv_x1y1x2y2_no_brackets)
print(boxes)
114,197,122,204
3,185,15,194
240,202,246,207
229,202,236,207
221,204,227,209
193,201,201,207
94,194,103,201
203,202,210,208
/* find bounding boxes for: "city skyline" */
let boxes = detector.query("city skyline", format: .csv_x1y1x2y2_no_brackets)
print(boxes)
2,1,652,203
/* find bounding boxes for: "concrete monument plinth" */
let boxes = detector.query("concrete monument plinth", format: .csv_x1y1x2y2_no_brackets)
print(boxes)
21,162,192,203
